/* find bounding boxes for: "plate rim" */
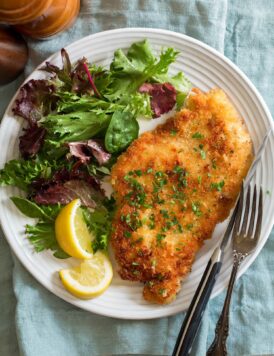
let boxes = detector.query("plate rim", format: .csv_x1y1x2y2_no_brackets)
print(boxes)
0,27,273,320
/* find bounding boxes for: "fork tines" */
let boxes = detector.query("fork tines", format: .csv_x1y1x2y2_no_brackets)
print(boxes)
233,183,263,252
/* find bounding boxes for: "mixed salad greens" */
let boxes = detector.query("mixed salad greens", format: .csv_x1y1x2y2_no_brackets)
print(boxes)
0,39,191,258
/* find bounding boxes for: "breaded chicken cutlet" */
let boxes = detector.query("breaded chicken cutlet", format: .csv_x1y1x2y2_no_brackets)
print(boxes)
110,88,253,304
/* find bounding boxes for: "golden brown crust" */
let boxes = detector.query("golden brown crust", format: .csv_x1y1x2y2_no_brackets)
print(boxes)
110,88,253,304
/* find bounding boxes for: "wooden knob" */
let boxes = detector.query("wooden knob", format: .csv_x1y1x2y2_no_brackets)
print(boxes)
0,26,28,85
0,0,53,25
15,0,80,39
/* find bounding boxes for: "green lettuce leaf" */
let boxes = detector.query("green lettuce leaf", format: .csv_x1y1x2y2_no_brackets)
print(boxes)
56,92,123,114
0,159,57,191
42,111,110,142
26,222,69,259
106,40,180,100
82,206,112,252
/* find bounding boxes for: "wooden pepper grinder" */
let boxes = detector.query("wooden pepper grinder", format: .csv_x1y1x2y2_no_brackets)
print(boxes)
0,0,80,39
0,26,28,85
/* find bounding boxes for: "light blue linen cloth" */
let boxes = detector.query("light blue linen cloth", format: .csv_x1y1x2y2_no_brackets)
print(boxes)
1,1,274,355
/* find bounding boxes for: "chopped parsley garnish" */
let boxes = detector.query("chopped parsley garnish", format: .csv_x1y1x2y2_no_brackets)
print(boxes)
124,231,132,238
172,165,188,187
154,193,165,205
212,160,217,169
155,171,164,178
170,129,178,136
194,145,206,160
173,165,184,174
192,132,204,139
156,233,166,245
124,175,147,207
151,259,157,267
153,171,168,193
132,261,139,266
198,176,202,184
161,224,170,232
186,223,194,230
200,149,206,160
146,281,154,287
146,167,153,174
177,223,183,233
179,176,188,188
192,202,202,217
160,209,170,219
158,288,167,296
148,213,155,229
121,212,142,231
156,273,165,281
171,188,186,203
135,169,142,176
210,180,225,192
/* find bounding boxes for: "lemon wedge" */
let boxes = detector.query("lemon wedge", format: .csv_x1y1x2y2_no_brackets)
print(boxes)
55,199,93,259
59,251,113,299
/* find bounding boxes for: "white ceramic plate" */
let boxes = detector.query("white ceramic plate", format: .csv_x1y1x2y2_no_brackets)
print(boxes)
0,28,273,320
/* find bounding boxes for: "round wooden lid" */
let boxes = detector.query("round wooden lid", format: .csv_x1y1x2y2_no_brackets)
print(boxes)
0,0,52,24
15,0,80,39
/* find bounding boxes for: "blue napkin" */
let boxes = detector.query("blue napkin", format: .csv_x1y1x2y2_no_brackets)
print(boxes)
1,1,274,355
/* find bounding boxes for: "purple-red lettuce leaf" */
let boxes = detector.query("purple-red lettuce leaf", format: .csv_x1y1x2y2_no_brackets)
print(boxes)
31,163,104,208
19,124,46,159
13,79,56,125
139,82,176,118
68,140,111,165
33,179,101,208
43,48,101,96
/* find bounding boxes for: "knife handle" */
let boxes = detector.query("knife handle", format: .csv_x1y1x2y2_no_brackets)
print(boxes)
172,247,223,356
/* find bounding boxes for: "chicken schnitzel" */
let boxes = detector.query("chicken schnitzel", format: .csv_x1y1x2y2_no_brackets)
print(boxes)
110,88,253,304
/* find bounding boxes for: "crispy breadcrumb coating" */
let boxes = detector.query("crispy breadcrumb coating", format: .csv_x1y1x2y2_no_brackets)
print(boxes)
111,88,253,304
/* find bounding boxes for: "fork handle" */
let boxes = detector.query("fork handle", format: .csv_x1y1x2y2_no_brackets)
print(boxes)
206,253,244,356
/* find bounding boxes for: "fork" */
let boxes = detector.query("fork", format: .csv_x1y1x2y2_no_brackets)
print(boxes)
207,183,263,356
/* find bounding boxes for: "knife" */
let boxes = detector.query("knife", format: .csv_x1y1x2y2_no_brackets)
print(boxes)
172,128,272,356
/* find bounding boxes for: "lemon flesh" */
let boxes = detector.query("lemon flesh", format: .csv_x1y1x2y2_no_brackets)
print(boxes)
55,199,93,259
59,251,113,299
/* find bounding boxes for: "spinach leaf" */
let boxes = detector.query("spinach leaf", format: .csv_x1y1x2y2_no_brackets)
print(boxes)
10,197,53,220
11,196,62,221
11,196,66,258
105,111,139,153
